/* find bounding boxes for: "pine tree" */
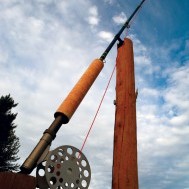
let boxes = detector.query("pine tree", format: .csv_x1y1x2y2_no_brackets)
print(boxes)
0,94,20,172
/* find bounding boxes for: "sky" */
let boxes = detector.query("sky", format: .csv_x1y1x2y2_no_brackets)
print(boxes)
0,0,189,189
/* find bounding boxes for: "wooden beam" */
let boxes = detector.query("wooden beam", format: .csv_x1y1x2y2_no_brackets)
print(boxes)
0,172,36,189
112,38,138,189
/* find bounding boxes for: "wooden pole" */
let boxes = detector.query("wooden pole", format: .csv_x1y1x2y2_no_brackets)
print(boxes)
112,38,138,189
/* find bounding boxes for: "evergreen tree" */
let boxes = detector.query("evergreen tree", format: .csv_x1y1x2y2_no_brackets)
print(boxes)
0,94,20,172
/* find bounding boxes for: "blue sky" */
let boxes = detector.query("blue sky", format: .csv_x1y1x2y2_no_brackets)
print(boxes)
0,0,189,189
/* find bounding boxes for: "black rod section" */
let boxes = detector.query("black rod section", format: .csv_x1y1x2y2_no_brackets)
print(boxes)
100,0,146,61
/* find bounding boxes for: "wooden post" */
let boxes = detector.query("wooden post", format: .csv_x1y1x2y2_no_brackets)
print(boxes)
112,38,138,189
0,172,36,189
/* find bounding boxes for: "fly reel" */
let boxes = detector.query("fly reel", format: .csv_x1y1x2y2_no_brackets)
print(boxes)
36,145,91,189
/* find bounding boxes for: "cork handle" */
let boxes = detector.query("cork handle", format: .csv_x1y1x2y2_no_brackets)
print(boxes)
55,59,104,123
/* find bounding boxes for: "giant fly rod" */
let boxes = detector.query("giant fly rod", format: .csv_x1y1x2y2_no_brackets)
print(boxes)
20,0,146,177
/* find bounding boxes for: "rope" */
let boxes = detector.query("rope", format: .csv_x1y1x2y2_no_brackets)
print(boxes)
79,62,116,155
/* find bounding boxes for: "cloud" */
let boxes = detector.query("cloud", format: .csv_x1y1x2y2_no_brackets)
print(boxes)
135,37,189,188
88,6,99,26
98,31,114,42
112,12,127,25
0,47,8,63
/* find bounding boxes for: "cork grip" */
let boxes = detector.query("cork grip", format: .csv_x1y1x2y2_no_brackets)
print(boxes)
55,59,104,123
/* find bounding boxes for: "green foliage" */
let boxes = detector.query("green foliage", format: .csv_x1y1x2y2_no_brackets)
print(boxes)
0,94,20,172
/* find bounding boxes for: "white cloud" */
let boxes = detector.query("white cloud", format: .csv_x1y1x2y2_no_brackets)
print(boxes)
88,6,99,26
88,17,99,26
163,65,189,111
112,12,127,25
0,47,8,63
98,31,114,42
169,114,188,126
89,6,98,16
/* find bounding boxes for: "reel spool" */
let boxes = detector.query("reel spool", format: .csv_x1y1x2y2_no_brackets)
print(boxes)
36,145,91,189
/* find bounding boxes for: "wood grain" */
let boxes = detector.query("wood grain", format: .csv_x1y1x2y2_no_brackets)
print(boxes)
0,172,36,189
112,38,138,189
